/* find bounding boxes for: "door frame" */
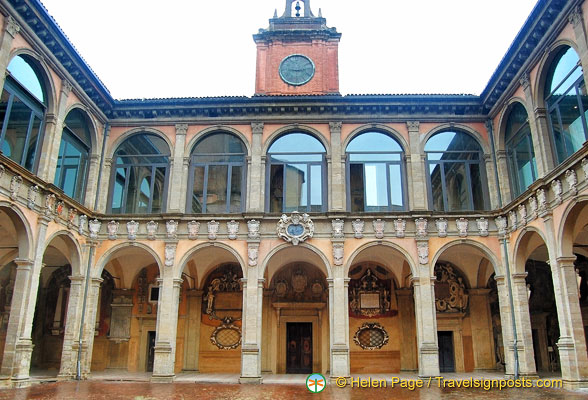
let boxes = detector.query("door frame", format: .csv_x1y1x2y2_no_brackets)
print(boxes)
436,313,466,372
286,322,313,374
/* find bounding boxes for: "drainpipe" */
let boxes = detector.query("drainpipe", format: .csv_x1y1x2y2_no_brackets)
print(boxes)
76,122,110,380
486,119,520,379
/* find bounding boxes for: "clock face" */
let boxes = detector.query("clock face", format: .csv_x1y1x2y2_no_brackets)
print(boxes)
279,54,315,86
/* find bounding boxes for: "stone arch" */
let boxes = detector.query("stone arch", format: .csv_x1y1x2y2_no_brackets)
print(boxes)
175,242,246,288
422,123,490,155
430,239,504,279
512,227,551,274
262,124,330,156
259,242,332,282
0,202,33,260
342,124,409,154
344,240,417,280
62,104,101,157
185,125,252,158
107,127,173,160
93,242,163,280
42,230,83,276
7,48,57,114
495,97,532,151
558,196,588,259
534,39,581,109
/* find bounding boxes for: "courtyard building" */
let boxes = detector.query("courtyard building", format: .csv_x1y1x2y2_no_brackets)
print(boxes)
0,0,587,390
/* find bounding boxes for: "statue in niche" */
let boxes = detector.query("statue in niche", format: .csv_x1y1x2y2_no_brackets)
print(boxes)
434,263,469,313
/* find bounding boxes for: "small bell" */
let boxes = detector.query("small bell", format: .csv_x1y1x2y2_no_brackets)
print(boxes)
295,1,301,17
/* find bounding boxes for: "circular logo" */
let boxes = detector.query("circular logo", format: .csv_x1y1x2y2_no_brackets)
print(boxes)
306,373,326,393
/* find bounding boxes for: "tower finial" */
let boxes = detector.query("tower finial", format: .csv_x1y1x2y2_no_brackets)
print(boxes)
274,9,278,18
280,0,315,18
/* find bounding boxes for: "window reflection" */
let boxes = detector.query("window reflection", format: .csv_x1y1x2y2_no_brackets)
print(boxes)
0,56,46,172
109,134,170,214
425,131,487,212
346,131,405,212
545,46,588,163
268,133,326,212
505,103,537,198
188,133,246,213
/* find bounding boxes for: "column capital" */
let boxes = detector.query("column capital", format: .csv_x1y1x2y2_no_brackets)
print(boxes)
251,122,264,135
175,124,188,135
569,5,583,28
5,16,20,38
14,258,34,270
90,277,104,287
68,275,85,283
329,121,342,133
61,80,73,96
172,278,184,288
406,121,420,132
556,256,577,267
511,272,528,283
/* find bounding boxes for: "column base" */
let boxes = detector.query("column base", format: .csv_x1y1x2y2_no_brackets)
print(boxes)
150,374,175,383
562,379,588,390
11,377,30,388
239,376,263,384
418,342,440,378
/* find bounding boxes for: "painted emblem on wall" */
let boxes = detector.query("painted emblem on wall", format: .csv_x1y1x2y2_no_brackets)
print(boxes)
353,322,389,350
434,263,469,313
277,212,314,245
349,268,393,318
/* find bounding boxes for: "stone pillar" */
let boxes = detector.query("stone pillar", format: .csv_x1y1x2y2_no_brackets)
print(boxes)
240,241,263,383
495,150,513,203
329,122,345,211
37,81,73,182
532,107,557,172
58,275,85,379
407,121,427,210
569,6,588,91
519,73,550,178
247,123,264,212
328,274,350,379
509,272,537,376
98,158,113,213
80,276,102,376
183,289,202,371
484,154,499,209
152,268,182,383
552,257,588,387
84,155,100,209
494,275,514,375
397,288,417,371
0,16,20,91
168,124,187,213
469,289,495,370
413,252,440,377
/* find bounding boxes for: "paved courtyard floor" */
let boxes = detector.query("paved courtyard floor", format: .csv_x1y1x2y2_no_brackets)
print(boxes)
0,380,586,400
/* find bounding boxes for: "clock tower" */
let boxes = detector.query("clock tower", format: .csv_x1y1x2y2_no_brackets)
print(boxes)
253,0,341,95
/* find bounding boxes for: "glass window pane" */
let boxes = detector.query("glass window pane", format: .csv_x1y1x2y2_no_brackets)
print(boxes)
206,165,228,213
310,164,322,212
514,135,536,193
62,166,78,198
137,176,151,214
151,167,166,213
425,131,480,152
546,47,581,97
191,166,205,213
24,115,41,171
349,153,400,162
270,154,322,163
346,132,401,152
268,133,325,153
364,163,388,209
285,164,307,211
349,163,364,212
230,166,242,213
550,108,567,162
389,164,403,208
193,133,245,155
4,95,31,165
7,56,44,104
428,163,444,212
469,164,485,211
111,167,126,213
444,162,469,211
558,91,585,157
269,164,284,212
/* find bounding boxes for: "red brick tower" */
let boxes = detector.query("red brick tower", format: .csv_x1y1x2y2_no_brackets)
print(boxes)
253,0,341,95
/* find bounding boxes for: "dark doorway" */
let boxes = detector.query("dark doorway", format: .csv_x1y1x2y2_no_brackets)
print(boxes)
286,322,312,373
438,331,455,372
146,331,156,372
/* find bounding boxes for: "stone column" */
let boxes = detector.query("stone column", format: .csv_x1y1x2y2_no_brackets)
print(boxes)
247,123,264,212
509,272,537,376
37,81,73,182
412,242,439,377
494,275,515,375
58,275,85,379
328,274,350,379
552,257,588,387
0,16,20,91
532,107,557,173
168,124,187,213
407,121,427,210
495,150,513,203
397,288,417,371
183,289,202,371
98,158,113,212
240,241,263,383
569,6,588,90
84,155,100,209
329,122,345,211
484,154,499,209
469,288,495,370
519,73,550,178
152,266,182,383
80,276,102,377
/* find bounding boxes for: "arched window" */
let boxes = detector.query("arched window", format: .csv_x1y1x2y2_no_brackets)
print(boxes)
188,132,246,213
267,133,326,212
425,130,487,212
54,109,91,203
545,46,588,163
0,55,46,171
108,134,170,214
346,131,405,212
505,103,537,198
